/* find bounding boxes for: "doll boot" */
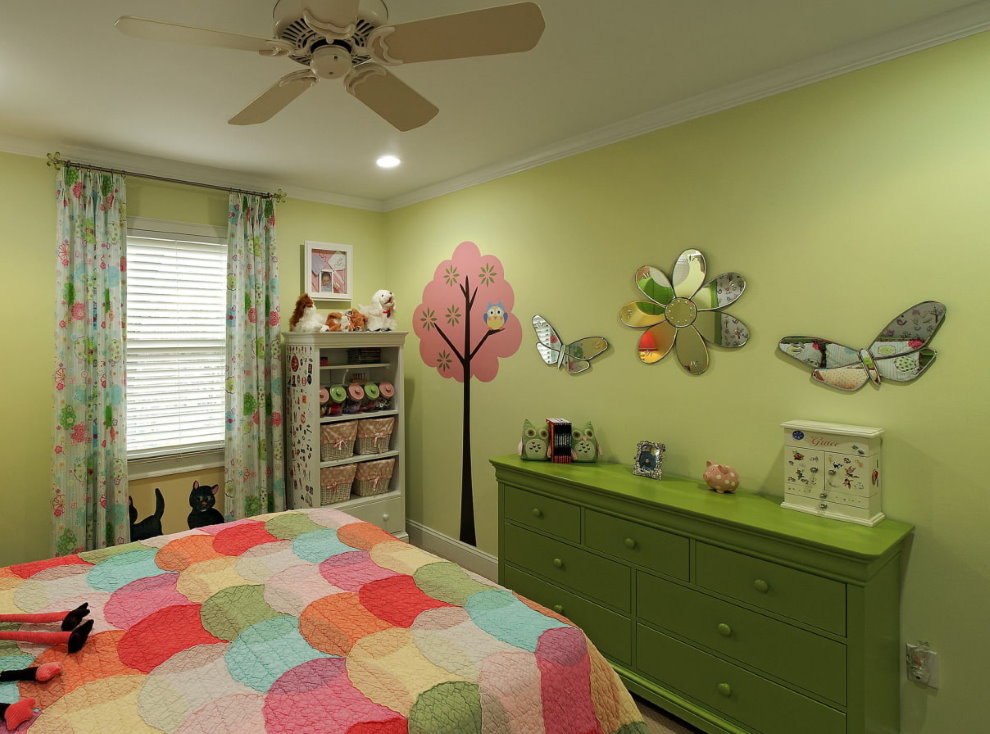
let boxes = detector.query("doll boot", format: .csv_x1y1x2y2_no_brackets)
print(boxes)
0,603,93,652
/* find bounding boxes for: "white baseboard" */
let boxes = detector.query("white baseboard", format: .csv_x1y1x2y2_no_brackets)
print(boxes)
405,520,498,582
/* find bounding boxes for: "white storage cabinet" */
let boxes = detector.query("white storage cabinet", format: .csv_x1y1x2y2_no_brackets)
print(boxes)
283,331,407,538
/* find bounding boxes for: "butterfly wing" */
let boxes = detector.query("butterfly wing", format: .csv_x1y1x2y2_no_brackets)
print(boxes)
562,336,609,375
811,364,872,391
532,314,563,367
778,337,861,369
868,301,946,359
873,348,938,383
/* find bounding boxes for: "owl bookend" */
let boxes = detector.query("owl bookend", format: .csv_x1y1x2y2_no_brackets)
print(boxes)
518,419,601,462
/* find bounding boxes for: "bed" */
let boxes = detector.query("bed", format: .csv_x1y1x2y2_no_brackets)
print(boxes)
0,508,648,733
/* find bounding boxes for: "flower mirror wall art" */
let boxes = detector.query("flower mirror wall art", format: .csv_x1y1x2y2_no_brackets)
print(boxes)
618,249,749,374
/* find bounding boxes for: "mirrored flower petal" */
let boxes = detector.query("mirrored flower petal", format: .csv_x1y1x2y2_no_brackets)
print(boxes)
671,250,706,298
675,326,709,374
619,300,666,328
693,273,746,311
635,266,675,305
695,312,750,348
638,322,676,364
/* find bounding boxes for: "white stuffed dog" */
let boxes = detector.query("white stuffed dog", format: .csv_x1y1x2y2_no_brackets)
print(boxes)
361,290,397,332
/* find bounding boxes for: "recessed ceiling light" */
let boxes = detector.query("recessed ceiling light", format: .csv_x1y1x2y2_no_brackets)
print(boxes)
376,155,401,169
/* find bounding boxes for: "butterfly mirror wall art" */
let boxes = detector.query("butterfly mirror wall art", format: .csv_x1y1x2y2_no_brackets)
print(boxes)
532,315,609,375
778,301,947,391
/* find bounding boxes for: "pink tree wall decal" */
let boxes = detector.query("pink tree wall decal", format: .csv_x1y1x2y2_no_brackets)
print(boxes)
413,241,522,545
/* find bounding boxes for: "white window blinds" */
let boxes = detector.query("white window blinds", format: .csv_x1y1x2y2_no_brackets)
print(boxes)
126,226,227,458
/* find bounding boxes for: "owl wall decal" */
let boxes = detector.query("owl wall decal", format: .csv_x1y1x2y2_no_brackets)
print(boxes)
518,418,550,461
484,303,508,331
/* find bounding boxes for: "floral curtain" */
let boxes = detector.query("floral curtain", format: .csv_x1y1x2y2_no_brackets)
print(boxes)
51,167,128,555
225,193,285,519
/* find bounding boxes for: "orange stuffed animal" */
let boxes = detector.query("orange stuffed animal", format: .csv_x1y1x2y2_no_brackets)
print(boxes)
342,309,367,331
325,312,343,331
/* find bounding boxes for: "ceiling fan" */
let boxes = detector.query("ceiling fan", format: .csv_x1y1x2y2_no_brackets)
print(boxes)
115,0,545,131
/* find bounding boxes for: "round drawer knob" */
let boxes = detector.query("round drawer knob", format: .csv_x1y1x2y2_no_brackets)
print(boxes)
717,623,732,637
382,513,389,521
624,537,637,549
717,682,732,698
531,508,543,518
552,558,564,569
552,604,565,614
753,579,769,594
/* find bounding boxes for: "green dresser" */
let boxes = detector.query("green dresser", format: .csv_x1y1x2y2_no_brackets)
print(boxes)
491,455,913,734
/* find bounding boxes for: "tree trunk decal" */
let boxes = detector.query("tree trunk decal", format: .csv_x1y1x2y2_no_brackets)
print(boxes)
413,242,522,545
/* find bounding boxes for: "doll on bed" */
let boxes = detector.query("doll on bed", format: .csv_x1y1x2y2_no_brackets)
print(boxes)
0,603,93,729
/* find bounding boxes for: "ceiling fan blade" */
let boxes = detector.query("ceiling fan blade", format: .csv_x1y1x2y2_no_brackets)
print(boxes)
368,2,545,65
344,64,438,131
229,71,318,125
115,16,290,54
302,0,361,39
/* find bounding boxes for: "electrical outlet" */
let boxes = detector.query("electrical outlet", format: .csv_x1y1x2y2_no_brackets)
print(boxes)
906,642,940,689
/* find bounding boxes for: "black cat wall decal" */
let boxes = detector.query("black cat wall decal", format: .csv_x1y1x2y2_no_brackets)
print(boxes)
187,481,225,529
129,487,165,541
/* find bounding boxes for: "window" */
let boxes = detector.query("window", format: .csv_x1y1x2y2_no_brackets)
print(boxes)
125,219,227,462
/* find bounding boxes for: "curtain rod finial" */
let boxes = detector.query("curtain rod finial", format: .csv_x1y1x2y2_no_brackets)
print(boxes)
273,188,287,204
47,152,65,169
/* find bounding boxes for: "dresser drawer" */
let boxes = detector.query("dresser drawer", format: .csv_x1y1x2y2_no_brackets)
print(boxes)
637,625,845,734
504,486,581,542
638,572,845,704
696,542,846,635
503,523,630,612
503,564,631,664
584,510,689,581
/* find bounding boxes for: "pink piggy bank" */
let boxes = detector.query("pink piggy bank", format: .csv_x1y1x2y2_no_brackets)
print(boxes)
703,461,739,494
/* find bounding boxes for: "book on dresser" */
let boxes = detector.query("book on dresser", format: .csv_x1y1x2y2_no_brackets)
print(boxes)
283,331,407,539
491,455,913,734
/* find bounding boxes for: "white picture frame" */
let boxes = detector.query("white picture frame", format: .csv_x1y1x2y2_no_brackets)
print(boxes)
304,241,353,301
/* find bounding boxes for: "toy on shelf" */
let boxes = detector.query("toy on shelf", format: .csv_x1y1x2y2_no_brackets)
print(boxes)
703,461,739,493
325,312,343,331
342,308,367,332
361,289,397,332
289,294,329,332
519,418,550,461
344,383,365,414
571,422,601,463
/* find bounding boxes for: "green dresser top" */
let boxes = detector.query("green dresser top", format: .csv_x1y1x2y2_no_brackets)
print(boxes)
491,455,913,560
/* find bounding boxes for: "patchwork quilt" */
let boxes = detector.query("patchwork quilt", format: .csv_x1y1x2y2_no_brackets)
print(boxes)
0,508,647,733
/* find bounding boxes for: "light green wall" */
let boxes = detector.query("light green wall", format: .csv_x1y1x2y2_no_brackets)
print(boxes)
0,156,384,564
2,27,988,734
384,32,990,734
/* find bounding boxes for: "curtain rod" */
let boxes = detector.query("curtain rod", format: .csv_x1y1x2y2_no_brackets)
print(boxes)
46,152,287,203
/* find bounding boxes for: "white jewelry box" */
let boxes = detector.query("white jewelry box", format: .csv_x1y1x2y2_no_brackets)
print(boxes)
781,420,884,526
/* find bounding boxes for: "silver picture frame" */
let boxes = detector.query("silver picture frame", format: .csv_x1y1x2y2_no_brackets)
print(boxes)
633,441,666,480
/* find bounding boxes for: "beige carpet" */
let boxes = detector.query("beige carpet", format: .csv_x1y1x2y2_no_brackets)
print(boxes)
635,696,703,734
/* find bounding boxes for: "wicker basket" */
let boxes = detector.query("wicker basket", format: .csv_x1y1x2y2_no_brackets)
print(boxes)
356,416,395,455
354,458,395,497
319,463,357,505
320,421,358,461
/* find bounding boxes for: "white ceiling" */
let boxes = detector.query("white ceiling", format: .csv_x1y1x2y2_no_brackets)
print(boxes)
2,0,989,209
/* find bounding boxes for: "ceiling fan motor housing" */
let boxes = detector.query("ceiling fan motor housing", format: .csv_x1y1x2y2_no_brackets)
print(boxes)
272,0,386,64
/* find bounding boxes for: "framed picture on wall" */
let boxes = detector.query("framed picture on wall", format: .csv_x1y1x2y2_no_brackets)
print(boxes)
305,241,353,300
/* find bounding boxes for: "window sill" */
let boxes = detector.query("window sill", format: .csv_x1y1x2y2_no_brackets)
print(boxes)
128,449,224,480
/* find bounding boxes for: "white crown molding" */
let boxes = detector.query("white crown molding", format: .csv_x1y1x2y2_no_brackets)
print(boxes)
5,2,990,214
382,1,990,211
0,133,384,212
